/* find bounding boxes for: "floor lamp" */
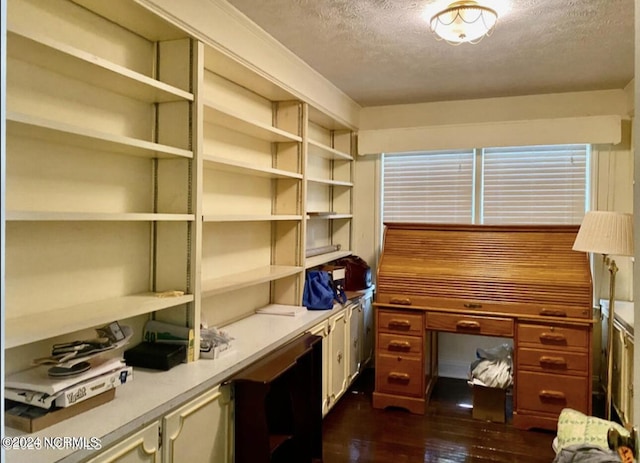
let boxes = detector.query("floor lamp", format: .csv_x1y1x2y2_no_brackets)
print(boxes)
572,211,634,421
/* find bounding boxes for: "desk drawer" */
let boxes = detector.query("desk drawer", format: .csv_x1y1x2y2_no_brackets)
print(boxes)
516,371,589,415
378,333,423,356
378,310,424,336
518,324,589,349
425,312,513,337
375,353,424,397
517,347,589,375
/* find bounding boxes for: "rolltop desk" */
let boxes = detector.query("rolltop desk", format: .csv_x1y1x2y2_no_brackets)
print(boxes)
373,223,594,431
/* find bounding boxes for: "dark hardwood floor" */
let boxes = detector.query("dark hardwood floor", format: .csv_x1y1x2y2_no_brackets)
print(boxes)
322,370,558,463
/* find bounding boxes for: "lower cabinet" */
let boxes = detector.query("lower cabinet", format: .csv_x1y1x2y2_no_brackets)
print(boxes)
361,291,375,371
162,385,233,463
85,422,160,463
611,318,634,427
309,291,374,416
328,308,349,409
348,293,374,383
308,319,331,416
87,385,232,463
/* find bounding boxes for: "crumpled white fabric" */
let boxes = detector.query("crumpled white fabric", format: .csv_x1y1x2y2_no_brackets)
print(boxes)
469,343,513,389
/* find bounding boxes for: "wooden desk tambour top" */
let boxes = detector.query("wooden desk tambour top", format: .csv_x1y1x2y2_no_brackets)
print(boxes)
376,223,593,320
373,223,595,430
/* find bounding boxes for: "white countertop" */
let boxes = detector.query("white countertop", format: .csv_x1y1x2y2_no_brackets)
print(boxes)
4,304,347,463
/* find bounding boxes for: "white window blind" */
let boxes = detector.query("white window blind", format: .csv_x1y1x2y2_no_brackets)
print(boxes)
482,145,587,225
383,150,474,223
382,144,587,226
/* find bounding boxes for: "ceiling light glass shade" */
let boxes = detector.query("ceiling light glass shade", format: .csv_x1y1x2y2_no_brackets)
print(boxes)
572,211,634,256
430,1,498,44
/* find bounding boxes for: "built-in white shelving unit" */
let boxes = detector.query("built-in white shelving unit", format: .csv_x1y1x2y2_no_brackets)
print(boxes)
304,105,355,268
199,43,306,327
5,0,196,368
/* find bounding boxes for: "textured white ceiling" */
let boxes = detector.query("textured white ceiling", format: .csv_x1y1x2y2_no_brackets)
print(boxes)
226,0,634,107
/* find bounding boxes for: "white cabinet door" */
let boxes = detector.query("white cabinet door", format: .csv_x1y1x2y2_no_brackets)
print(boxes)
86,422,160,463
361,292,374,369
162,385,233,463
309,319,330,416
328,308,349,408
616,327,634,427
348,301,362,384
624,338,634,425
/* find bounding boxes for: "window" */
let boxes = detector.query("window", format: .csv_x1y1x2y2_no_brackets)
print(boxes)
382,150,474,224
382,144,588,225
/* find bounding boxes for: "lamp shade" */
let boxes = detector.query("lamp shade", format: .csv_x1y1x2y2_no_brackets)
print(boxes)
572,211,634,256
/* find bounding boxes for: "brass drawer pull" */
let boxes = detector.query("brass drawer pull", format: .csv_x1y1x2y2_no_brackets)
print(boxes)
539,356,567,367
389,297,412,305
539,390,566,401
540,332,566,343
464,303,483,309
539,308,567,317
388,372,410,382
456,320,481,330
388,319,412,330
388,340,412,351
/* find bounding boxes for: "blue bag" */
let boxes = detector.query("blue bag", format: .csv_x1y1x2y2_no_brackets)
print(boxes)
303,270,336,310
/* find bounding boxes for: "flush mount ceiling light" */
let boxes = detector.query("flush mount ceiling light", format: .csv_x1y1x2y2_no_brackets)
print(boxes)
430,1,498,45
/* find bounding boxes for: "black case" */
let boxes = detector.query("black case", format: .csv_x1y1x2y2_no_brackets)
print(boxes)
124,342,186,371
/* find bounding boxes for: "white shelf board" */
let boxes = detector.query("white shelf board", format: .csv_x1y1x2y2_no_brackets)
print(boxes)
203,214,303,223
7,112,193,159
6,293,194,348
204,45,299,102
8,27,193,103
203,154,303,180
307,139,353,161
306,177,354,187
305,250,353,269
203,100,302,143
306,213,353,220
72,0,188,42
308,104,355,131
202,265,303,297
6,211,195,222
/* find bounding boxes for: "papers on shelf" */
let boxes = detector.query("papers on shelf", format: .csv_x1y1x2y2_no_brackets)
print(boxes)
256,304,307,317
6,357,126,395
5,364,133,409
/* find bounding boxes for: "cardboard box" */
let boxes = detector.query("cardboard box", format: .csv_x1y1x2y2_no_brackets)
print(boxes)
5,388,115,433
472,385,506,423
